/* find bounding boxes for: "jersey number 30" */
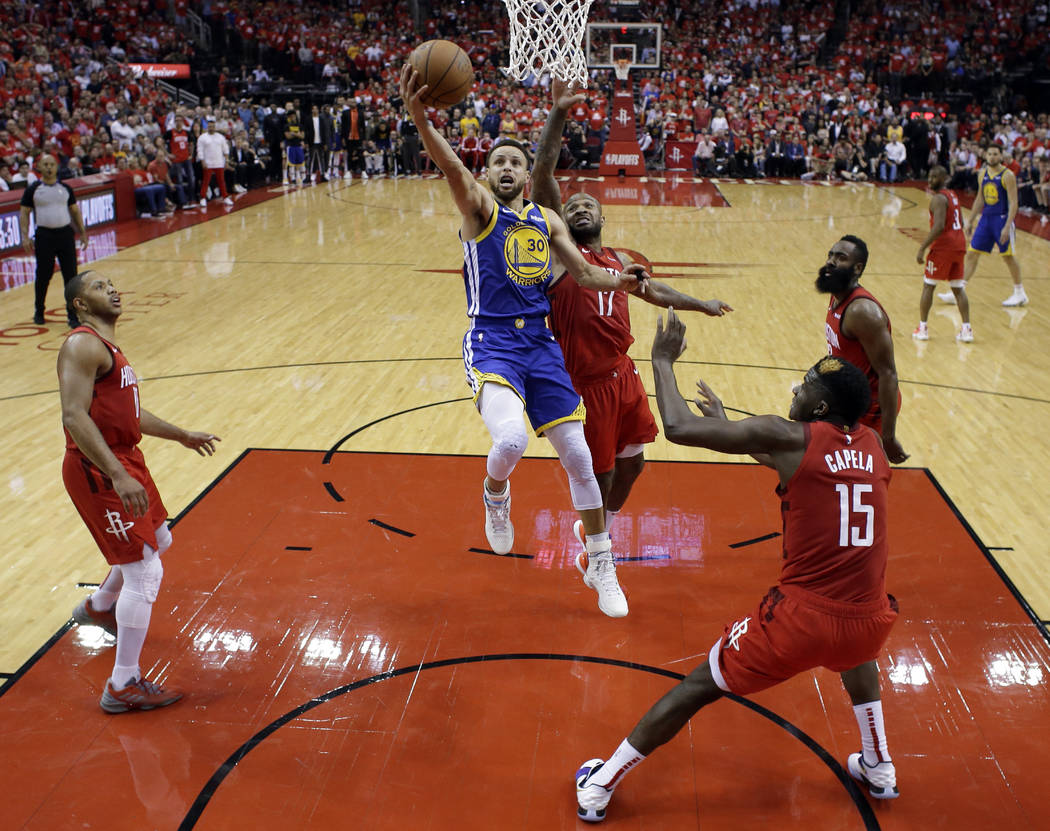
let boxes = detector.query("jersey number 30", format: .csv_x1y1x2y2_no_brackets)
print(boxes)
835,483,873,546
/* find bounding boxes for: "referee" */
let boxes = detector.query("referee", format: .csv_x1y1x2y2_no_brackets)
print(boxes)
19,154,89,327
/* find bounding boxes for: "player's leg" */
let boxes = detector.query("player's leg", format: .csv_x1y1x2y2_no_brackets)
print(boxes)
604,448,645,531
841,661,899,799
56,229,80,327
951,277,973,341
478,381,527,554
100,528,182,713
914,280,935,339
546,420,627,618
32,228,59,324
940,247,981,302
1001,252,1027,306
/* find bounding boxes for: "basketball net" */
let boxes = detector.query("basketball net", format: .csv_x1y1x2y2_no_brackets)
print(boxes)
500,0,595,87
613,58,631,82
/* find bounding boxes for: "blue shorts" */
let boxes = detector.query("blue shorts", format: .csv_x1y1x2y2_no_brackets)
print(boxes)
463,317,584,436
287,146,305,166
970,214,1013,254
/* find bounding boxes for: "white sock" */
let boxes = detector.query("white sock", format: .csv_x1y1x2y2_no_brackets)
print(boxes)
585,530,611,554
853,701,891,766
961,322,972,332
112,589,152,688
484,480,509,500
91,567,124,612
605,509,619,534
916,321,927,331
587,738,646,789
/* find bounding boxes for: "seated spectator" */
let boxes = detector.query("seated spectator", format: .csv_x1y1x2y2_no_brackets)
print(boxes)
693,132,715,176
882,138,907,182
148,150,188,208
123,155,169,217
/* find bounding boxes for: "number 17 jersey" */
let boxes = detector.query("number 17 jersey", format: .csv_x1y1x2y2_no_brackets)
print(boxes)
777,421,891,605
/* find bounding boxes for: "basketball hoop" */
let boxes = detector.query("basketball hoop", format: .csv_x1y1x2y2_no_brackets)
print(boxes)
613,58,631,82
500,0,595,87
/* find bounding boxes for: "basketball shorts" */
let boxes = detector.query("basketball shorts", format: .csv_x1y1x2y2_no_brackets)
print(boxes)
709,584,899,696
924,247,965,283
577,355,658,473
969,214,1013,254
287,146,305,166
63,447,168,565
463,318,584,436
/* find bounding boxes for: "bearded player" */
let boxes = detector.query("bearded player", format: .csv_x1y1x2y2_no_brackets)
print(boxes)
61,270,220,712
818,235,907,464
531,78,732,541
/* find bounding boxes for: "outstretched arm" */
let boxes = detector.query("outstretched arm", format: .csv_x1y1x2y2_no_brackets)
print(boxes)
844,299,908,463
530,78,585,213
140,409,221,456
614,251,731,314
399,64,490,229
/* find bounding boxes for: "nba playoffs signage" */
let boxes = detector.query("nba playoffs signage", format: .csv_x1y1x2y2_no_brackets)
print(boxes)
126,63,191,79
0,189,116,255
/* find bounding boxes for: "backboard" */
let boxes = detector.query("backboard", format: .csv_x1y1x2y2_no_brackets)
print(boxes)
585,21,661,70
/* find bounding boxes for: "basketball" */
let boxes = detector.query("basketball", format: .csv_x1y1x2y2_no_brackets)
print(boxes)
408,39,475,108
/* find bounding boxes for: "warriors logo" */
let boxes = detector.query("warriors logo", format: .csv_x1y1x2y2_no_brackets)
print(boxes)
503,224,551,286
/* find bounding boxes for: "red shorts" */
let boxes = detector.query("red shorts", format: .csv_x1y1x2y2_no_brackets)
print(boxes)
924,247,965,282
710,584,898,696
62,447,168,565
577,355,658,473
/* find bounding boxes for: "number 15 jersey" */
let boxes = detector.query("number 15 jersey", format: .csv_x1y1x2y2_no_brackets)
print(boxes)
777,421,891,605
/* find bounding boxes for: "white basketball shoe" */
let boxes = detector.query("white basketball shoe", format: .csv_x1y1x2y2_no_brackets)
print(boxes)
847,752,899,799
575,758,615,822
483,481,514,554
574,521,628,618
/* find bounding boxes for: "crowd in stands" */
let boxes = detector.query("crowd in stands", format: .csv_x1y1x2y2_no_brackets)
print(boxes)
1,0,1049,217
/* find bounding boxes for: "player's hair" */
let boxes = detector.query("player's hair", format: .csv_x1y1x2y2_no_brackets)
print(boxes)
809,356,871,426
928,165,947,179
839,234,869,270
987,142,1004,152
64,270,95,308
486,138,532,169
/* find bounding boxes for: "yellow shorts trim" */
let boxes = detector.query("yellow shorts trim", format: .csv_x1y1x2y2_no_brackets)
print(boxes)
534,399,587,437
471,370,525,407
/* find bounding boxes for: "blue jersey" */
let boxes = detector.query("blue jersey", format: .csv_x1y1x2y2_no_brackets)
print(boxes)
979,168,1009,218
462,201,554,321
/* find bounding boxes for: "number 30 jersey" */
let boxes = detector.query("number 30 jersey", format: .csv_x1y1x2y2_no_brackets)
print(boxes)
547,245,633,384
461,201,555,322
776,421,891,605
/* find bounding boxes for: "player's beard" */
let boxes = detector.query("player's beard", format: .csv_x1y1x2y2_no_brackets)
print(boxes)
815,264,854,294
569,216,600,245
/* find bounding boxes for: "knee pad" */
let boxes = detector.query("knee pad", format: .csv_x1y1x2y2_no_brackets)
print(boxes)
546,421,602,511
480,384,528,480
119,554,164,604
154,523,173,556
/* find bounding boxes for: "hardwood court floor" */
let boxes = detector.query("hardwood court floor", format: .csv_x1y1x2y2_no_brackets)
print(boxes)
1,450,1048,830
0,176,1048,828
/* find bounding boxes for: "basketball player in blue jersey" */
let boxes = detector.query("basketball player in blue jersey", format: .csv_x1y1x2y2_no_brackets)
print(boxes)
400,63,649,618
939,143,1027,307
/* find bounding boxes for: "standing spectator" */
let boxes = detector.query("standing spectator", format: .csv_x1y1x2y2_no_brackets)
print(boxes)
167,115,196,200
19,154,89,327
303,103,332,183
196,120,233,206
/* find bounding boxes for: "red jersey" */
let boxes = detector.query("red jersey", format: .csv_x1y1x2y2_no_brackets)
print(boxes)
930,189,966,253
824,286,891,428
777,421,891,604
547,245,632,383
63,327,142,452
169,129,190,162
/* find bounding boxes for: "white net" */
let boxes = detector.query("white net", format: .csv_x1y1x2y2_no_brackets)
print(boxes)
613,58,631,81
500,0,595,87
